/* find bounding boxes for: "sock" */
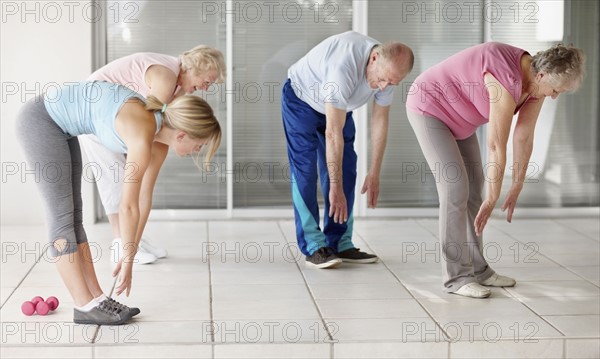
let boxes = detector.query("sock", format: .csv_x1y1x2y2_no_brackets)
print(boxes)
75,298,98,312
94,294,108,303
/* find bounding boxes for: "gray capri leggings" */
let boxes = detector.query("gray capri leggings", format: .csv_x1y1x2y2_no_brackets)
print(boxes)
406,109,495,292
15,96,87,257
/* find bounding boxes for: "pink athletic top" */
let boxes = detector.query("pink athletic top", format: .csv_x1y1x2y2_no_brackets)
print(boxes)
87,52,181,98
406,42,530,139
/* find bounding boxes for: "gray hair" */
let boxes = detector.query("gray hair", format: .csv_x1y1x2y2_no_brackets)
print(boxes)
531,44,585,89
375,42,414,73
180,45,226,83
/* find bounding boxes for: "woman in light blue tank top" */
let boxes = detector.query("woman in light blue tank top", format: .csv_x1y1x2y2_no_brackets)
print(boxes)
15,81,221,326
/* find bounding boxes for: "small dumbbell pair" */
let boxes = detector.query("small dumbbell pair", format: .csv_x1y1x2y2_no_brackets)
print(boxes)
21,296,59,316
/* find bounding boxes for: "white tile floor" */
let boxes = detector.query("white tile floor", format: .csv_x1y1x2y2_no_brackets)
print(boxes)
1,218,598,358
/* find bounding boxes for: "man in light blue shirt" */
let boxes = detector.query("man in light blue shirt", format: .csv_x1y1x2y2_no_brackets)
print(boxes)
282,31,414,268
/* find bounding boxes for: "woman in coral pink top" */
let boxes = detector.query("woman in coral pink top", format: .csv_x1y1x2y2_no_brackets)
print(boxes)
79,46,225,269
406,42,585,298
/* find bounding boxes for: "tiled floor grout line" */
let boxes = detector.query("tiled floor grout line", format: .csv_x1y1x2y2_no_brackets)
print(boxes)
94,261,119,344
412,219,579,340
478,221,600,288
0,244,79,353
353,220,454,342
275,221,336,358
0,250,45,310
549,266,600,289
501,286,569,338
549,219,600,287
551,218,600,243
1,246,103,343
413,218,439,238
492,224,600,288
2,220,598,356
91,332,96,359
410,219,464,341
206,221,215,359
482,224,594,339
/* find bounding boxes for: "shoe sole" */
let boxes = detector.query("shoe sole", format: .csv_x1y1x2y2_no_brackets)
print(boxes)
480,278,517,287
481,282,516,287
74,314,134,326
451,290,491,299
305,259,343,269
340,257,379,264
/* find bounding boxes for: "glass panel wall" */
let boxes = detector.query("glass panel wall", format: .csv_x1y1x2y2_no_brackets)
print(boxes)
368,0,484,207
105,0,227,209
231,0,353,208
102,0,599,213
490,0,599,206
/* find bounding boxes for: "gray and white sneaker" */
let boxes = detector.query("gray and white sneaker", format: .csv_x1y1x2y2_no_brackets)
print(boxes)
480,273,516,287
74,299,133,325
106,297,140,317
453,283,491,299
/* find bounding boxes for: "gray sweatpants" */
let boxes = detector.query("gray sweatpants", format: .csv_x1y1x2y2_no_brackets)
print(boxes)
15,96,87,257
407,110,495,292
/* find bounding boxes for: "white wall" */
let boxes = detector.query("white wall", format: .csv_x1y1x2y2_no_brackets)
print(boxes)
1,0,94,225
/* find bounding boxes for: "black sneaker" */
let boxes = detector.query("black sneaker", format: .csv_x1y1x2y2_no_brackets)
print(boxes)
73,299,133,325
337,248,378,263
306,247,342,269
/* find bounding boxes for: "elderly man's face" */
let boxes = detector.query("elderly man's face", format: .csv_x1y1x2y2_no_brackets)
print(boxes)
366,52,407,91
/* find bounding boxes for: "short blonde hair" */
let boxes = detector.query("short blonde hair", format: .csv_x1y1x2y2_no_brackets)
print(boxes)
180,45,226,83
531,44,585,89
146,95,221,167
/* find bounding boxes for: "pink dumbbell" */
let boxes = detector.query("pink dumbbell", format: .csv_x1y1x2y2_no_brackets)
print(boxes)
21,301,36,316
31,296,44,306
46,296,59,311
21,296,60,316
35,301,50,315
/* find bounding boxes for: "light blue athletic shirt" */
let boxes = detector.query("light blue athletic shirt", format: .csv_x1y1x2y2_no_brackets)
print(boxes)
288,31,394,114
43,81,162,153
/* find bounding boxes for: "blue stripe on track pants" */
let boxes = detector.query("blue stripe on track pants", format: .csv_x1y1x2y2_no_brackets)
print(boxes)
281,79,356,256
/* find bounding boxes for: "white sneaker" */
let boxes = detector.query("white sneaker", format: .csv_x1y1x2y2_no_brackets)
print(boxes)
480,273,516,287
139,237,168,259
453,282,491,298
110,238,158,267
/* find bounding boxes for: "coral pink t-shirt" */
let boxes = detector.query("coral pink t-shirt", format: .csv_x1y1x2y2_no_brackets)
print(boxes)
87,52,181,98
406,42,529,139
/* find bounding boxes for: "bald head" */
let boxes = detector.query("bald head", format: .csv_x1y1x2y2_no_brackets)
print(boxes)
366,42,414,91
377,42,414,74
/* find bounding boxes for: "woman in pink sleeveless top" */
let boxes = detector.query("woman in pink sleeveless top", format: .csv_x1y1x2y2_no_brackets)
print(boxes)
78,46,225,271
406,42,585,298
